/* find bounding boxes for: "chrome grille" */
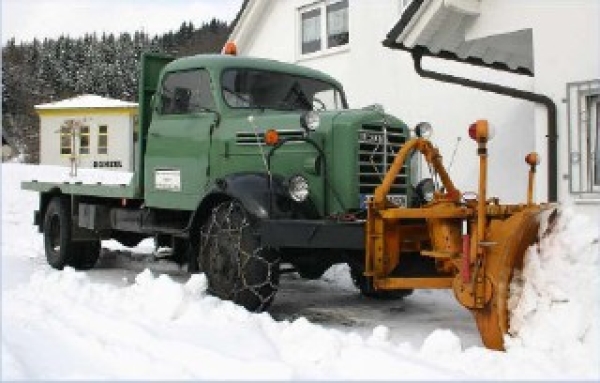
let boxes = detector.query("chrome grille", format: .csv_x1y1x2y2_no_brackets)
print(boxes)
358,124,408,194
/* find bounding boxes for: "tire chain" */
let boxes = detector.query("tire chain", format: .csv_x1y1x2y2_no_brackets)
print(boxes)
200,201,279,312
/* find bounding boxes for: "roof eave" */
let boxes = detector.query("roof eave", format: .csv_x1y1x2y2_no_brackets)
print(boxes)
384,0,533,77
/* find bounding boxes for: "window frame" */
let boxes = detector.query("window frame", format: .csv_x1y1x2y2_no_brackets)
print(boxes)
98,125,108,155
158,68,215,116
60,125,72,156
297,0,349,60
219,67,349,111
566,79,600,196
79,125,90,155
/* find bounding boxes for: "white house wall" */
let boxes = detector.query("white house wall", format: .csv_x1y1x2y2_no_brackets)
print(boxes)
40,113,134,172
466,0,600,216
235,0,535,203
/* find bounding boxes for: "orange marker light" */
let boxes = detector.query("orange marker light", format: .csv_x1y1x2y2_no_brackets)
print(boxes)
264,129,279,146
222,41,237,55
468,120,494,143
525,152,540,166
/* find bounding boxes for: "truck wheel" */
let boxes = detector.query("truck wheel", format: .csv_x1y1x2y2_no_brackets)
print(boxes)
199,200,280,312
69,240,101,270
44,197,100,271
349,264,413,300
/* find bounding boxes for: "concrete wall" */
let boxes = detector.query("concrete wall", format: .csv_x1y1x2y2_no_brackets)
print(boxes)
234,0,535,204
39,111,136,171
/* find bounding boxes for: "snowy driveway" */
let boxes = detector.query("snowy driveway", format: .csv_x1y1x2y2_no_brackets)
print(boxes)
2,163,598,380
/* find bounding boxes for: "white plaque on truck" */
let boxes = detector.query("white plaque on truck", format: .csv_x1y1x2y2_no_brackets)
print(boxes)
154,169,181,192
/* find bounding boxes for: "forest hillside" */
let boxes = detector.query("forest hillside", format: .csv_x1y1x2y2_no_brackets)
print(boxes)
2,20,230,162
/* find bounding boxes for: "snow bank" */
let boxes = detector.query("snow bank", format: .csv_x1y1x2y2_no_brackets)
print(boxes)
507,206,599,376
2,163,599,380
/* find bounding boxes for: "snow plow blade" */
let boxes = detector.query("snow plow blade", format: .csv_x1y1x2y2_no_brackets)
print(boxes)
464,207,556,350
365,121,558,351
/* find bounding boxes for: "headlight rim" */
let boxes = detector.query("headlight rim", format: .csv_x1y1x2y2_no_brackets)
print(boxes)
287,174,310,203
300,111,320,132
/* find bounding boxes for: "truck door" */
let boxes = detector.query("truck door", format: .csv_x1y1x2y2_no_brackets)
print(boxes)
144,69,217,210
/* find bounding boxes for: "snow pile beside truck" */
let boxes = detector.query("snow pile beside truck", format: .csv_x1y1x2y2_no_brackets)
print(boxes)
506,206,599,376
3,163,599,379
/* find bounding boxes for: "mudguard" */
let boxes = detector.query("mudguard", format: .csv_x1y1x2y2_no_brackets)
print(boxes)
190,172,318,230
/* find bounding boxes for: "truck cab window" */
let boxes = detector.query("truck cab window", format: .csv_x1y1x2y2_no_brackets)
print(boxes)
160,70,215,115
221,69,347,111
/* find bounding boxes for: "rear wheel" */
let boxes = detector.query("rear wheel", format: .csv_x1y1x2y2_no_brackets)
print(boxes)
199,200,280,312
43,197,101,270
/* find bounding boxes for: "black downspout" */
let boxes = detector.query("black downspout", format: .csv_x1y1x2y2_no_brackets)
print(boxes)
411,50,558,202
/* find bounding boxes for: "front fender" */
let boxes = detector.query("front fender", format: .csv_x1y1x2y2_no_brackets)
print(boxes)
190,172,318,232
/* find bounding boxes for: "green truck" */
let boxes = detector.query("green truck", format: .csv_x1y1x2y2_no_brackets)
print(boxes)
23,52,429,312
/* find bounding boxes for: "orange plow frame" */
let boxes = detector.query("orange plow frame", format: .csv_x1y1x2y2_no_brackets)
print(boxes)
365,120,555,350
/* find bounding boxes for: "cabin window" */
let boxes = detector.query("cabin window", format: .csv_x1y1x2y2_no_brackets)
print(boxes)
567,80,600,195
79,126,90,155
98,125,108,154
160,69,215,115
299,0,349,56
60,125,71,155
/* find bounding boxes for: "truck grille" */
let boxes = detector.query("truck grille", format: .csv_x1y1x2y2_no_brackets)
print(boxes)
358,124,408,195
236,130,305,145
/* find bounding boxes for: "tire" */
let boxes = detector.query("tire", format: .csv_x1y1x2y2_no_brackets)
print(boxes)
69,241,101,270
43,197,101,271
349,262,413,300
198,200,280,312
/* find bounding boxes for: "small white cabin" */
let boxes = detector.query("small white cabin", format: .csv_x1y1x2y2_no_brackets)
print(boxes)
35,94,138,172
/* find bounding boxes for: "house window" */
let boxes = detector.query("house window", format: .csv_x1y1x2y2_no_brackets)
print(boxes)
327,1,349,48
79,126,90,155
301,8,321,54
60,126,71,155
567,80,600,194
300,0,349,55
98,125,108,154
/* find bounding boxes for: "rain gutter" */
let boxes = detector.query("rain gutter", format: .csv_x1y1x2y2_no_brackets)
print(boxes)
409,49,558,202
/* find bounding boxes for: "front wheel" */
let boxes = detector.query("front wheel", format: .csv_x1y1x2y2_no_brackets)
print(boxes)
349,261,413,300
43,197,101,270
199,200,280,312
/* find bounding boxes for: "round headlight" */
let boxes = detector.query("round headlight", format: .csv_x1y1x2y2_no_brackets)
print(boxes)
415,122,433,139
415,178,435,203
300,111,320,132
288,175,310,202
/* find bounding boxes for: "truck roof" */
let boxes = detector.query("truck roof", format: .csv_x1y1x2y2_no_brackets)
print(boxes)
163,54,343,89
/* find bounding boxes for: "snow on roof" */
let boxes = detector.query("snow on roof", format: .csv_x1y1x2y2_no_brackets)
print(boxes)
35,94,138,110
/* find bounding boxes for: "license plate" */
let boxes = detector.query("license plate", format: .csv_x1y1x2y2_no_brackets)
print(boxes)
360,194,407,209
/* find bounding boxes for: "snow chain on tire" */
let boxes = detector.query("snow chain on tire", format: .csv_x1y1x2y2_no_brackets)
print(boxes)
199,200,280,312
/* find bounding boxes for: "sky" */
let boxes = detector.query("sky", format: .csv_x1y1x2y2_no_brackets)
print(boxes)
1,0,244,44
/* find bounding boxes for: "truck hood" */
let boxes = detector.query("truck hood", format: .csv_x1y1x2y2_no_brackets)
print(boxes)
226,108,408,136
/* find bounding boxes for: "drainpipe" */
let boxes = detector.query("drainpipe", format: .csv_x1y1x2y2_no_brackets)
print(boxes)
410,50,558,202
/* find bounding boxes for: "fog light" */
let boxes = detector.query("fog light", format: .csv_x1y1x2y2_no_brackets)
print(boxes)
415,122,433,138
288,175,310,202
416,178,435,203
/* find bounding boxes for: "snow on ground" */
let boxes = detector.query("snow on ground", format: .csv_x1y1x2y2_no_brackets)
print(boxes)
2,163,599,380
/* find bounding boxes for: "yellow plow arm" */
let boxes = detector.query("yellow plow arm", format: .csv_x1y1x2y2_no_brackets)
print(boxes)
366,120,557,350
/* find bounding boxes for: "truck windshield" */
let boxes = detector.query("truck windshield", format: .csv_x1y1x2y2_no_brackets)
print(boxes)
221,69,347,111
